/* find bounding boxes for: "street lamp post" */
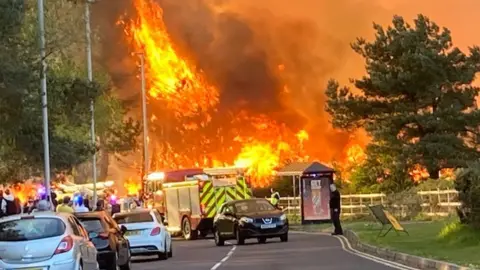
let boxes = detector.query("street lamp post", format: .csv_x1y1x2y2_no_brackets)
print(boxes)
37,0,52,205
85,0,97,206
138,53,149,198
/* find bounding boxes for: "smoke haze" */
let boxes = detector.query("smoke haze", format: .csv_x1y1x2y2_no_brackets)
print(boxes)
91,0,480,180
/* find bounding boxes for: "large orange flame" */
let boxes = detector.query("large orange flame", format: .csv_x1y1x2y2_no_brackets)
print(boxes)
120,0,366,188
121,0,218,118
11,183,39,204
124,178,142,196
234,141,290,187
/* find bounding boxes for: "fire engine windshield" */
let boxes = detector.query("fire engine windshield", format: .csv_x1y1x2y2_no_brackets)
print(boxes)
212,174,237,187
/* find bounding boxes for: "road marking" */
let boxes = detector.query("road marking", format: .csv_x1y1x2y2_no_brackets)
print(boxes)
210,242,236,270
291,231,418,270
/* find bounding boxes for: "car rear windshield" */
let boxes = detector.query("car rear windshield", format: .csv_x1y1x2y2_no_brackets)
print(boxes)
114,212,153,224
235,200,275,213
78,218,105,233
0,218,66,242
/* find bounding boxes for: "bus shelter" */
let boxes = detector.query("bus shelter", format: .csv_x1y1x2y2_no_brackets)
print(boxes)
277,162,335,224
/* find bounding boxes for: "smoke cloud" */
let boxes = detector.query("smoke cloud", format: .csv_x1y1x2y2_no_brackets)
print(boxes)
91,0,480,178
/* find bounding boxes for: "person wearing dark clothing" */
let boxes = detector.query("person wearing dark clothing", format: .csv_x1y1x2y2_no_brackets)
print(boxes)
95,200,105,211
329,183,343,235
4,189,18,216
84,198,91,211
0,190,6,217
111,203,121,215
51,192,58,210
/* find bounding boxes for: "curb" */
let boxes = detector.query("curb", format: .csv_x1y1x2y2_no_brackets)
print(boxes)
343,229,472,270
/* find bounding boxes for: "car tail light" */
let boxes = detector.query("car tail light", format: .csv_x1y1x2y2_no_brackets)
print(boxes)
54,236,73,255
150,227,161,236
98,233,109,240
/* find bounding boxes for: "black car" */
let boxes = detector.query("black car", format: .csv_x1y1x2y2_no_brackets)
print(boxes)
213,198,289,246
76,211,132,270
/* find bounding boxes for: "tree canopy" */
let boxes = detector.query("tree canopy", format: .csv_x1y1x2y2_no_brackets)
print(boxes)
0,0,140,183
326,14,480,186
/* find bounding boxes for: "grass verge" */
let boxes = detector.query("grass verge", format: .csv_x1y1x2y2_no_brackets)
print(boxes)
347,219,480,268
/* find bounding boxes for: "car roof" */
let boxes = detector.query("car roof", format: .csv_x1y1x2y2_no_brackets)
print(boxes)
113,209,154,217
0,211,72,223
74,211,108,218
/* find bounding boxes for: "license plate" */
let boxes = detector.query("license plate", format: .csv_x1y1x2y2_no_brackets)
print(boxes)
125,230,142,236
260,224,276,229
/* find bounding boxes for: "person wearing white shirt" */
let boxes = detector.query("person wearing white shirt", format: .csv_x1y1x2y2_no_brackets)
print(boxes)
74,196,89,213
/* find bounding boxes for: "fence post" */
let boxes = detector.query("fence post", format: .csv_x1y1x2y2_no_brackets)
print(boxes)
447,191,451,213
350,195,353,215
360,197,363,214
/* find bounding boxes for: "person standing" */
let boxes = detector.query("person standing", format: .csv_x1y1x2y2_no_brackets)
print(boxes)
32,200,50,212
269,188,281,209
56,196,74,213
95,200,105,211
73,196,89,213
329,183,343,235
0,190,6,217
3,189,18,216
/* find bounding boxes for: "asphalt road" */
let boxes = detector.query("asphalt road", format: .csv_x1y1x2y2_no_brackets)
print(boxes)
130,233,411,270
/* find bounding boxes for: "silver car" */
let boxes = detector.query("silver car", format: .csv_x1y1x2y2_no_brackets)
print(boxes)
0,212,99,270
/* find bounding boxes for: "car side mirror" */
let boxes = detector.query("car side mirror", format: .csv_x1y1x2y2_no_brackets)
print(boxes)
120,225,127,235
88,232,98,240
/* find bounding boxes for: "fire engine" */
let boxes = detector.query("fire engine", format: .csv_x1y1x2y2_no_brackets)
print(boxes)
145,167,252,240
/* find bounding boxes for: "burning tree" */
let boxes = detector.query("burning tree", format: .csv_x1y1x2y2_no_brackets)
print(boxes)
326,14,480,187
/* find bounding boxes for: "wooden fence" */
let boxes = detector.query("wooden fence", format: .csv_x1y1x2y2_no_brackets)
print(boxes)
279,189,460,218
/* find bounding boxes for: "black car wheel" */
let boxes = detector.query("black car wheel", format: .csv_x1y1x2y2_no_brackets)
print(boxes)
157,237,169,260
105,253,117,270
257,237,267,244
168,240,173,257
119,248,132,270
119,258,131,270
280,233,288,242
214,228,225,246
200,230,209,238
182,217,198,240
236,228,245,245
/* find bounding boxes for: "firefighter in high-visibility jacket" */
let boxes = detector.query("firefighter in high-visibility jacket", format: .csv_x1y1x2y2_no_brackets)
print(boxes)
269,188,281,209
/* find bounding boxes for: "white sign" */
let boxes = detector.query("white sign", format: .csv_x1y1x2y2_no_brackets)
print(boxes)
311,180,322,190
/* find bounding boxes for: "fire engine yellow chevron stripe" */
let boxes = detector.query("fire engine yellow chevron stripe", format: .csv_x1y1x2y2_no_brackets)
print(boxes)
236,179,251,199
200,182,213,205
225,188,236,202
200,182,217,218
206,189,225,217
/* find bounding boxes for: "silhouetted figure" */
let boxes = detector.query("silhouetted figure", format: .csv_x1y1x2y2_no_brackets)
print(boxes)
329,184,343,235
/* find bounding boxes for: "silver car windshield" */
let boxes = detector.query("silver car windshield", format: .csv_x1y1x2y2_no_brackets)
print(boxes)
0,218,66,242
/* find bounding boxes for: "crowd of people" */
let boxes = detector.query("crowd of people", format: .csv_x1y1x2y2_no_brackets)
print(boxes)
0,188,127,217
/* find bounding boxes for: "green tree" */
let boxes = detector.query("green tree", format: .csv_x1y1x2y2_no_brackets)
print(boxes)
0,0,140,183
326,14,480,181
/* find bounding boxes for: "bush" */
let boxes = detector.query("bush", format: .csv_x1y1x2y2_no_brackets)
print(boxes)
384,187,422,220
455,163,480,228
417,178,454,191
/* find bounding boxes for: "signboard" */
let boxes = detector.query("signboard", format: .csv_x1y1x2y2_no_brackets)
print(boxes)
384,210,405,232
301,177,331,221
368,204,408,237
